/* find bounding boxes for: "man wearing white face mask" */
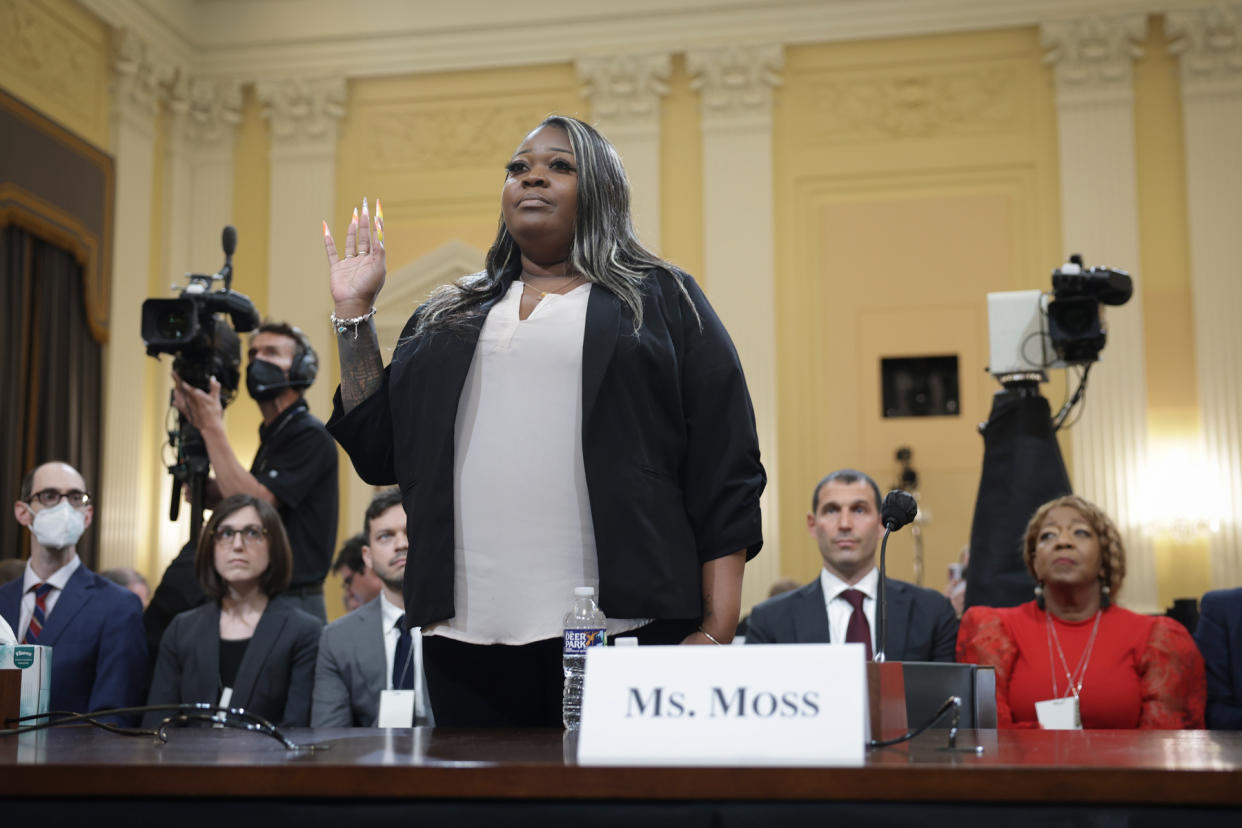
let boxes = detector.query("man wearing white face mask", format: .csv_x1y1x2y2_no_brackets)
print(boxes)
0,461,148,723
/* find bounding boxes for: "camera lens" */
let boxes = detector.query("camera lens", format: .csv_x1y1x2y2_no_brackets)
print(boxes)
156,310,191,340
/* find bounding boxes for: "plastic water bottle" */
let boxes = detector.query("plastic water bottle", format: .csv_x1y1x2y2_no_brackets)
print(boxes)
562,586,606,730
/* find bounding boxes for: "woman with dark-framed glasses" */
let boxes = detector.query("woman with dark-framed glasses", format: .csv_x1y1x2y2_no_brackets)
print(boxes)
144,494,321,728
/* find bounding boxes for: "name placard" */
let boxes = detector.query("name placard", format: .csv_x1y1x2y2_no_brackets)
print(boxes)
577,643,867,766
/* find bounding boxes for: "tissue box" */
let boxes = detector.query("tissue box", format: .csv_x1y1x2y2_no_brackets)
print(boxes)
0,644,52,722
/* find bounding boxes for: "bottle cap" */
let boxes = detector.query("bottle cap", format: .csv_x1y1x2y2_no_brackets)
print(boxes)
574,586,595,597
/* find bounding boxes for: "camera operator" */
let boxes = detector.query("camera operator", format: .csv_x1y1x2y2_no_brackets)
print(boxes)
172,320,338,623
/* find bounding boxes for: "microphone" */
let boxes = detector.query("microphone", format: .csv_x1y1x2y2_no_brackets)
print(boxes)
875,489,918,663
219,225,237,290
881,490,919,532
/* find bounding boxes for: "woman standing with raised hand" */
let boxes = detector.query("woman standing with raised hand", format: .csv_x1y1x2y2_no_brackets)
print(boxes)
322,115,765,727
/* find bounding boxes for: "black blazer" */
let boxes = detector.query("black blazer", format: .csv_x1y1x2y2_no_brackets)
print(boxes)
328,270,766,627
745,575,959,662
144,595,322,728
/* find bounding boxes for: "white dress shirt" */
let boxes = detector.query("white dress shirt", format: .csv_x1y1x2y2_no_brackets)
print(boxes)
380,591,428,722
18,554,81,641
432,280,644,645
819,565,879,647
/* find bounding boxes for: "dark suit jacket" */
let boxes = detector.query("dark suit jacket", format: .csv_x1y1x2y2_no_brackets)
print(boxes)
0,564,147,723
1196,587,1242,729
328,270,766,627
144,595,321,728
311,596,385,727
745,574,959,662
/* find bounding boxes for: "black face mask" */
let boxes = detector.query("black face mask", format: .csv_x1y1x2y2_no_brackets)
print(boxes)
246,358,290,402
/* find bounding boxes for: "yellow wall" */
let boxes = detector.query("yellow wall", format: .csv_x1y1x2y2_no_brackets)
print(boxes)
1,3,1217,609
773,27,1064,591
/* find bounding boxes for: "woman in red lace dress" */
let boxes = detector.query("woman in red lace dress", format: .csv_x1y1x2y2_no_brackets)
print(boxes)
957,495,1205,729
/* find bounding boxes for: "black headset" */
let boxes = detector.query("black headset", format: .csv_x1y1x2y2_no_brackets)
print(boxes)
287,326,319,389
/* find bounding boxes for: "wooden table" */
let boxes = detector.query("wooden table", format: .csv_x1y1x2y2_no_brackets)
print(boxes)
4,727,1241,825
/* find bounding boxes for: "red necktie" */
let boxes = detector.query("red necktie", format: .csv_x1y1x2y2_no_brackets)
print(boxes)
23,583,54,644
841,588,873,661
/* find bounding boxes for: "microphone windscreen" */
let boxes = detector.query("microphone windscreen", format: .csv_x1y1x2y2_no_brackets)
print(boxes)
222,225,237,256
881,490,919,531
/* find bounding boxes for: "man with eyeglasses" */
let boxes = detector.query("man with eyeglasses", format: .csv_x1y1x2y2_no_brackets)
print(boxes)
331,532,383,613
1,461,148,723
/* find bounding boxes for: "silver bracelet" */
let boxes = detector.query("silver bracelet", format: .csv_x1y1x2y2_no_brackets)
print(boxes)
699,628,723,645
330,307,376,340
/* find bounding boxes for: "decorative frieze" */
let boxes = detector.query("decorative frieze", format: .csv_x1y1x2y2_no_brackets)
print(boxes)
804,67,1019,142
687,44,782,124
577,53,671,126
365,104,549,171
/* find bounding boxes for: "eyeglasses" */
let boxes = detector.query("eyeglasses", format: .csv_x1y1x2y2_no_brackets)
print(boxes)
28,489,91,508
213,525,267,546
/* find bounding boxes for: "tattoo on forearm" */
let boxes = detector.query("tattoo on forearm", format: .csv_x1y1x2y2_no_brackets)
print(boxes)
338,320,384,412
702,591,714,623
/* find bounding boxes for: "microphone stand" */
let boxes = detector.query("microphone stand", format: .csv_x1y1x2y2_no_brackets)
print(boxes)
875,525,893,663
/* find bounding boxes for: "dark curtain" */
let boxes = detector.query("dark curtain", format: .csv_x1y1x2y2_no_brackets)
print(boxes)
963,389,1072,611
1,224,103,567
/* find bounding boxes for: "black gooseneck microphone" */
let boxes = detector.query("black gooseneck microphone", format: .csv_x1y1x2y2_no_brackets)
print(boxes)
874,489,919,662
220,225,237,290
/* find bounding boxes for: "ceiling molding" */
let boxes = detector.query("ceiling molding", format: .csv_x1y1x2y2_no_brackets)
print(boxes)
77,0,1200,83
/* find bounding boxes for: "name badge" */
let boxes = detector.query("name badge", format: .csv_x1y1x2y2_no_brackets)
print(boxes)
1035,696,1081,730
577,644,867,766
377,689,416,728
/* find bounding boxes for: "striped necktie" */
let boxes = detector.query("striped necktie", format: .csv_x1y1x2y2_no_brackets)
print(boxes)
23,582,54,644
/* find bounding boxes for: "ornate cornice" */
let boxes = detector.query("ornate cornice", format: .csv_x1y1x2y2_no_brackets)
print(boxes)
576,52,671,127
255,77,347,153
1040,14,1146,100
167,72,243,152
686,44,782,125
111,28,173,130
1168,3,1242,92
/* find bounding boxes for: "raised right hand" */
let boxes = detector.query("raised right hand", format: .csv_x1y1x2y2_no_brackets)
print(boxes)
324,197,386,318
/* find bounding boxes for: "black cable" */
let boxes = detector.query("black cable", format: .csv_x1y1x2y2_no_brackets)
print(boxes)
867,695,961,749
1,703,322,751
1052,363,1091,431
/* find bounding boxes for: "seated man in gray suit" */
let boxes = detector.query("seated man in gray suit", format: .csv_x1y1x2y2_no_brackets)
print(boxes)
746,469,957,661
311,489,431,726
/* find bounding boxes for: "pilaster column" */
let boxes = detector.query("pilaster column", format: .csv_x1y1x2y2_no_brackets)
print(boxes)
577,52,671,251
686,44,782,610
100,28,172,573
1041,15,1156,610
256,77,346,421
154,72,244,564
1168,2,1242,588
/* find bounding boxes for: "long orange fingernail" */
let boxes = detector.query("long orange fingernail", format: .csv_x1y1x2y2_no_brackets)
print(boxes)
322,219,330,236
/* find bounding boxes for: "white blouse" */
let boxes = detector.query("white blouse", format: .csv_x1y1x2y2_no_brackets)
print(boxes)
427,280,645,645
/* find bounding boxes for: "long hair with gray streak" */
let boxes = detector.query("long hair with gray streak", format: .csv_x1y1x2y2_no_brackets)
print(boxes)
412,115,697,336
